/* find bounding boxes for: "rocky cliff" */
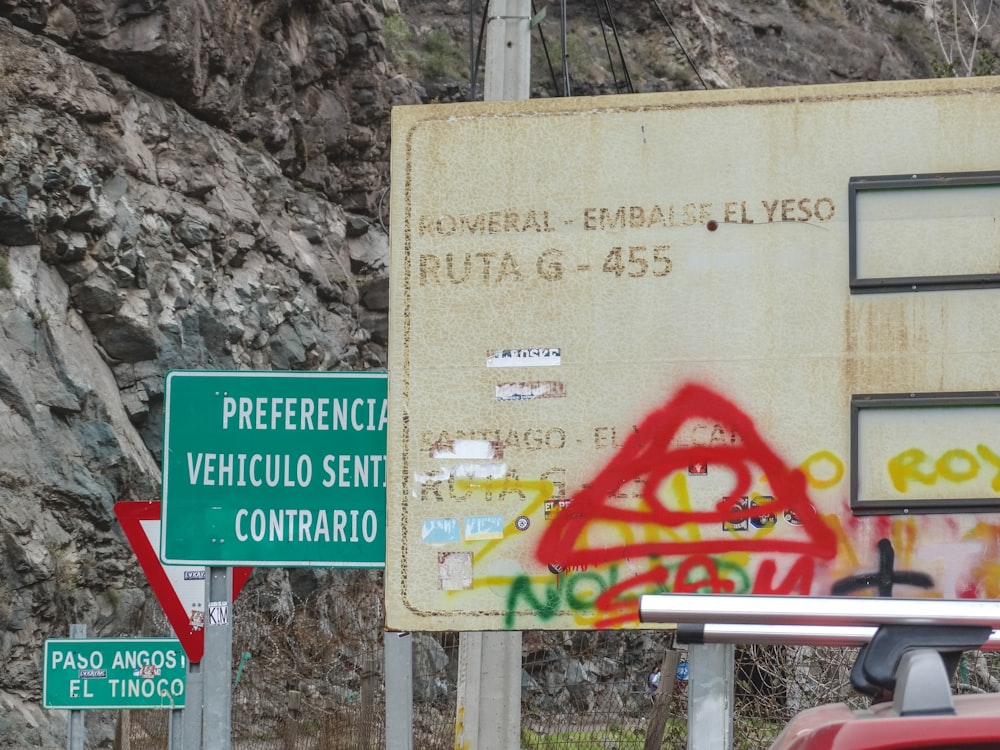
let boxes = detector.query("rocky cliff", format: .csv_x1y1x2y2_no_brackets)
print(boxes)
0,0,993,746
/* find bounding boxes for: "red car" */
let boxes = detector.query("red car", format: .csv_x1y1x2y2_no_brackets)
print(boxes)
769,629,1000,750
769,691,1000,750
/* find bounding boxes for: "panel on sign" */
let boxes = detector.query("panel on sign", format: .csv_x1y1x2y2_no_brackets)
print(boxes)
850,172,1000,291
387,76,1000,632
851,392,1000,514
208,601,230,626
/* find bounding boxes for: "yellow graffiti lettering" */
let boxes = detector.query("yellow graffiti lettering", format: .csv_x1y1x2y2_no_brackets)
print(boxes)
661,472,704,544
887,448,936,492
822,514,861,570
891,517,918,566
965,523,1000,598
976,444,1000,491
887,446,1000,492
799,450,844,489
936,448,979,483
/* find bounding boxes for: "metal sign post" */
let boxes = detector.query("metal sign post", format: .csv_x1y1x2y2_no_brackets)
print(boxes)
386,632,413,750
455,632,522,750
688,643,733,750
202,567,232,750
66,624,85,750
167,703,183,750
179,661,202,750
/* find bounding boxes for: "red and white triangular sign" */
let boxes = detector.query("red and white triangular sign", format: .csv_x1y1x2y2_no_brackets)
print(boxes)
114,501,253,664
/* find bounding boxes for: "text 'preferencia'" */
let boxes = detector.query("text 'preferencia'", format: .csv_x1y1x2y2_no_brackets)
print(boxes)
186,395,387,490
181,394,389,548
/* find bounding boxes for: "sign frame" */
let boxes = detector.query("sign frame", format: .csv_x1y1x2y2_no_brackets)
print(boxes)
160,370,388,568
387,76,1000,632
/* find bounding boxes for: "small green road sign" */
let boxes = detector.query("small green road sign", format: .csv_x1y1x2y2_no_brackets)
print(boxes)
43,638,186,710
161,370,387,567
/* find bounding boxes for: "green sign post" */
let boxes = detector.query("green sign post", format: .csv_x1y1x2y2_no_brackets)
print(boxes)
44,638,186,710
161,370,387,567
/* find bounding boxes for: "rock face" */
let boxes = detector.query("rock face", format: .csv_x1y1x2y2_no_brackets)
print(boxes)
0,5,409,743
0,0,990,745
2,0,421,215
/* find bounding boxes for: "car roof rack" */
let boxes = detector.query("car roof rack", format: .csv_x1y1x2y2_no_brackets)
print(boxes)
639,593,1000,716
850,624,992,715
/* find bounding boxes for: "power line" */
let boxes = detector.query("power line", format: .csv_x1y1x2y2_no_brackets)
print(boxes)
650,0,709,89
469,0,491,101
532,1,565,95
602,0,635,93
594,0,623,92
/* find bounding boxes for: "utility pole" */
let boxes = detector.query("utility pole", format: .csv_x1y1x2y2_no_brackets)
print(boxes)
483,0,531,101
454,3,530,750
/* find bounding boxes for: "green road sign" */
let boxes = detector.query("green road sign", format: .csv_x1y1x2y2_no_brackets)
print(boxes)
44,638,186,710
161,371,387,567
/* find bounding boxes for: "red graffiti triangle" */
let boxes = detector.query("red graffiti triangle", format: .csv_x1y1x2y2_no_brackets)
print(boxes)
535,384,837,594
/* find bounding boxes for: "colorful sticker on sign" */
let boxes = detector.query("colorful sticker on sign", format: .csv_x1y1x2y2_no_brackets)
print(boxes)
422,518,461,544
464,515,504,541
544,498,572,520
723,498,750,532
750,496,778,529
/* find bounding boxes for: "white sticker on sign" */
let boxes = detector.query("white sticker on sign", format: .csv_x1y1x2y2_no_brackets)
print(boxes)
208,601,229,626
487,348,561,368
495,381,566,402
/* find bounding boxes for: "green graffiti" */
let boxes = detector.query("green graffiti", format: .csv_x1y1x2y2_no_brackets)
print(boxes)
503,558,754,628
504,576,561,629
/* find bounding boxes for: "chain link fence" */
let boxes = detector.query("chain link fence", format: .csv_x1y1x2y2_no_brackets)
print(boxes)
116,571,1000,750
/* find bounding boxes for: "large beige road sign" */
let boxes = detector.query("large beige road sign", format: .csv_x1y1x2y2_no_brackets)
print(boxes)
387,77,1000,631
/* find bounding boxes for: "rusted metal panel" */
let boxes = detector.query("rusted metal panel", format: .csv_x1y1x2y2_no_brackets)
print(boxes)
386,77,1000,631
